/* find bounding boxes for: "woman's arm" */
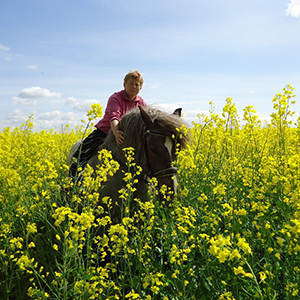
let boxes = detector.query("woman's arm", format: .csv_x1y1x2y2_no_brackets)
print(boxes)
110,119,124,146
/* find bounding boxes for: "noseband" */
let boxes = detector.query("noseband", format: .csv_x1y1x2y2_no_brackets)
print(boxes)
145,130,178,179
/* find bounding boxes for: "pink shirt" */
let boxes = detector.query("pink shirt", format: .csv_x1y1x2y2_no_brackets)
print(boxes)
95,89,147,135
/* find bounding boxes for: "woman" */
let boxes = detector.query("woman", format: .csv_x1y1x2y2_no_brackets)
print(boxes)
69,70,147,178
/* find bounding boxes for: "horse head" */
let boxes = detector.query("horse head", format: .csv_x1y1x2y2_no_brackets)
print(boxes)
139,106,185,198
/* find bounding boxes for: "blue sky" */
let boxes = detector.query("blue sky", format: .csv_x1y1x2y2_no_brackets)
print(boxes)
1,0,300,131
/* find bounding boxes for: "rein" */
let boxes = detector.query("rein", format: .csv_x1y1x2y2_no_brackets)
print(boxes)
145,130,178,178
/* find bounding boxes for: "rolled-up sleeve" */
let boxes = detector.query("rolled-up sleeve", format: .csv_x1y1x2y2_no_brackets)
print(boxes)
106,95,123,123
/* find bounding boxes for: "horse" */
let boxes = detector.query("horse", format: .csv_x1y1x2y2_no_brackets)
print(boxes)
67,105,189,223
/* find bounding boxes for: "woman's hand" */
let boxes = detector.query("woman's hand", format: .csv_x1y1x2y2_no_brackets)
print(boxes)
110,120,124,146
115,130,124,146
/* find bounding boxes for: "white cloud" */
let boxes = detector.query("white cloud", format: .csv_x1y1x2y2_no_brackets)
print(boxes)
18,87,61,99
6,109,27,124
65,97,77,104
2,108,84,131
27,65,38,69
147,103,181,114
286,0,300,17
11,87,62,106
7,90,100,130
183,108,210,123
37,110,69,120
72,99,100,111
0,44,10,51
12,96,38,106
35,110,86,131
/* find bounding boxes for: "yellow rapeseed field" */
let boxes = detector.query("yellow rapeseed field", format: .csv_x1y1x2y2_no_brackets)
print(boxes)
1,86,300,299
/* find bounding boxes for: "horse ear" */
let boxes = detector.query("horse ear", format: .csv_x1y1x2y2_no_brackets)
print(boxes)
173,108,182,117
139,106,153,129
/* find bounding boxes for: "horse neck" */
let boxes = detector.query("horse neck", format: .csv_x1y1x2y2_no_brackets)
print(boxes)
103,131,148,173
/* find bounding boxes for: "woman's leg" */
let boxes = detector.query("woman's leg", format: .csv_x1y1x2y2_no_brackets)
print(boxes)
69,129,106,177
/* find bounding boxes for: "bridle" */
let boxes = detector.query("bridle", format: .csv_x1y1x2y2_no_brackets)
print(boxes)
144,129,178,179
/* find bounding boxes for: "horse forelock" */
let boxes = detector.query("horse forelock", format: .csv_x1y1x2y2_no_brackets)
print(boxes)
155,113,189,148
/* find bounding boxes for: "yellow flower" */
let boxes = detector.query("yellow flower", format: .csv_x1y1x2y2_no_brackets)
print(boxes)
294,266,300,273
237,237,252,254
28,242,36,248
277,237,284,247
234,266,245,275
16,255,34,271
86,103,103,121
230,249,241,260
218,292,236,300
217,249,230,263
213,183,226,195
10,237,23,250
265,221,271,229
259,271,267,283
26,222,38,234
125,290,141,299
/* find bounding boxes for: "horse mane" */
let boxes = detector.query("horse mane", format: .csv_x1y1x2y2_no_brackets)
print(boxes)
102,106,189,161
